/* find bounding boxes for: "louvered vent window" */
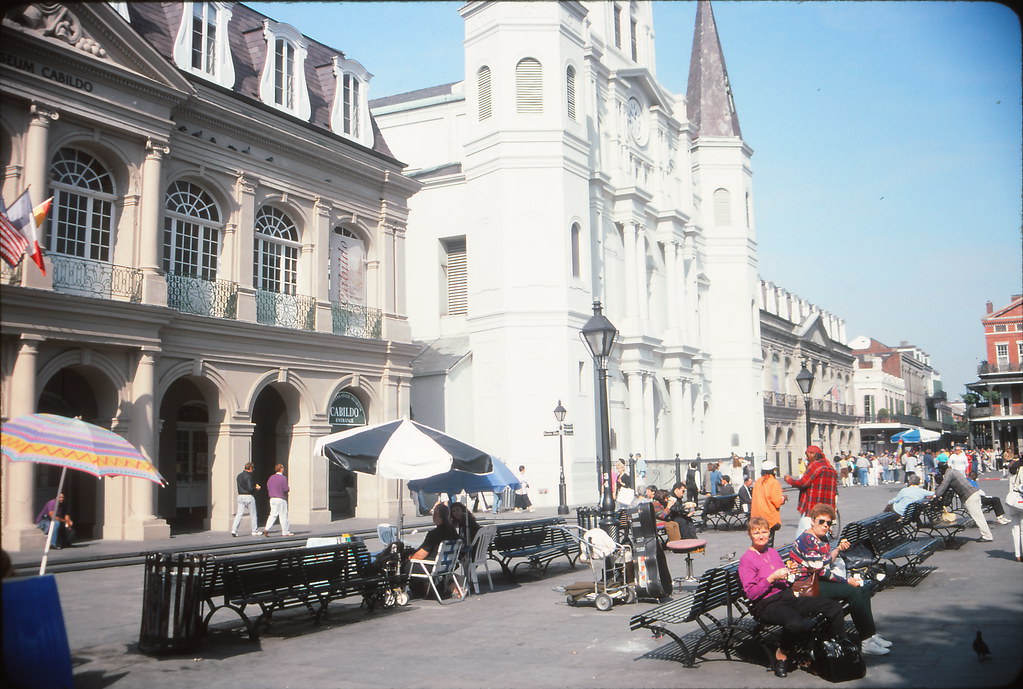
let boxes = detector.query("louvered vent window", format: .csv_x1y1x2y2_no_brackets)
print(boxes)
713,188,731,226
566,65,576,120
478,66,492,121
516,58,543,113
443,238,467,316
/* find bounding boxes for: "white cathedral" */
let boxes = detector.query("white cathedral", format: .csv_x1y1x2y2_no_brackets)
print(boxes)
373,0,764,507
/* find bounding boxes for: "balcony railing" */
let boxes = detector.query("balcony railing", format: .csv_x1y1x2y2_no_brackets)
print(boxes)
167,274,238,319
978,361,1023,374
331,302,382,339
51,255,142,303
255,290,315,330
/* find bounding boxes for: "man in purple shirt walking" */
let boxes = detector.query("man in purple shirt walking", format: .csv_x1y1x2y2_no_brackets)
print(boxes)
263,464,294,537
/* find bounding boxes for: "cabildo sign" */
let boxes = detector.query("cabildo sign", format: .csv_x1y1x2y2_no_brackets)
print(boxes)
0,52,95,92
329,391,365,429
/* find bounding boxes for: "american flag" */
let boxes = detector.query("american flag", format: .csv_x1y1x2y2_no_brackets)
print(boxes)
1,192,31,268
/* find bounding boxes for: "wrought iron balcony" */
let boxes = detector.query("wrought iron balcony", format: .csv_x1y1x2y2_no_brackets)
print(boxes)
255,289,315,330
331,302,382,339
167,274,238,319
50,255,142,303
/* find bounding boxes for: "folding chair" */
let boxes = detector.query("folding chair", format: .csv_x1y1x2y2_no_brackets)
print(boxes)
466,524,497,593
408,539,466,604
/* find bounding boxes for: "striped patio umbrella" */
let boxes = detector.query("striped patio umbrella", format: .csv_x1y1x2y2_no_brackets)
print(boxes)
2,413,166,573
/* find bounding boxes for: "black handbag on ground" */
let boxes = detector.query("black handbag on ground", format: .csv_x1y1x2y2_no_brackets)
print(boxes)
811,637,866,683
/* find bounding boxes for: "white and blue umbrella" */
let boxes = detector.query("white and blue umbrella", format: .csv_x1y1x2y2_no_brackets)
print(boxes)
889,427,941,443
407,456,520,495
314,418,492,480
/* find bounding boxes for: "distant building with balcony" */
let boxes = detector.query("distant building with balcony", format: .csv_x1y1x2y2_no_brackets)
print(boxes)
966,295,1023,453
850,336,954,451
760,281,857,476
1,2,419,550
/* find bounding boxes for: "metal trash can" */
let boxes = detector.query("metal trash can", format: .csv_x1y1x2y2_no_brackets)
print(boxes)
138,552,206,655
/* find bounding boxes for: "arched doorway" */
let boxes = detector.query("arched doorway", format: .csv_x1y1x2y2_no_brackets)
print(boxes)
36,368,110,541
326,389,367,520
159,378,217,533
251,386,291,522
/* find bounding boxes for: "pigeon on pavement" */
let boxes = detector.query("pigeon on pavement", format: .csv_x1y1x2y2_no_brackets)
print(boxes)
972,631,991,660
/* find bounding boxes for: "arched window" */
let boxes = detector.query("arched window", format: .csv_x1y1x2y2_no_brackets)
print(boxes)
259,21,310,119
163,181,222,279
516,58,542,113
253,206,299,294
477,66,492,121
570,222,581,278
48,148,115,260
713,187,731,226
566,65,576,120
172,2,235,87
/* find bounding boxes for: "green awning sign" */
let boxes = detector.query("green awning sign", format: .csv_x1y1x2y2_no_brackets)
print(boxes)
329,391,366,428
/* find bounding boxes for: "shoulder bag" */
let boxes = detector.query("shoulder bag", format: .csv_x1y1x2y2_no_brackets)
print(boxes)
791,568,820,597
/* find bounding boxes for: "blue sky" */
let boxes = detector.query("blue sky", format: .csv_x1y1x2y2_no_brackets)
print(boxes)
249,1,1021,398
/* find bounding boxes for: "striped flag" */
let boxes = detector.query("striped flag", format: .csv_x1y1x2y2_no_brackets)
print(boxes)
4,190,47,274
28,196,52,274
1,192,31,268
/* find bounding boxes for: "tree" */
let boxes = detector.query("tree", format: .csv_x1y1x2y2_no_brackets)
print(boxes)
963,392,981,406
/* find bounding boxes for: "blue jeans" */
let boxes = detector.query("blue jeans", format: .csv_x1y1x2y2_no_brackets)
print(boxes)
857,468,869,485
492,491,503,514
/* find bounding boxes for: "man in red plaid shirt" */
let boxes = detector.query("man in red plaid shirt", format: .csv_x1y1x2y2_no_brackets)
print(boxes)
784,445,839,537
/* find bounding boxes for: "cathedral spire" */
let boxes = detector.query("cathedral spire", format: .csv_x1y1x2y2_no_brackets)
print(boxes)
686,0,741,138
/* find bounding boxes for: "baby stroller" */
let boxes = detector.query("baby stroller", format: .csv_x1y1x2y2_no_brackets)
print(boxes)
556,525,637,611
372,524,411,607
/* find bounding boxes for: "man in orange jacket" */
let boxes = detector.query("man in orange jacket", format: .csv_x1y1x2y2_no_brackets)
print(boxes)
751,462,786,546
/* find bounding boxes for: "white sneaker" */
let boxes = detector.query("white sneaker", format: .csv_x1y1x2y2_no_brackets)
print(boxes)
861,638,890,655
996,516,1011,525
870,634,893,648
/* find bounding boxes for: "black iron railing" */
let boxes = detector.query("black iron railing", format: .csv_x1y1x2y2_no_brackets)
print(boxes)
51,255,142,303
331,302,382,339
255,289,315,330
167,274,238,319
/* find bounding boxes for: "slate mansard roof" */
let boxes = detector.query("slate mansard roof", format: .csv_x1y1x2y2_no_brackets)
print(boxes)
127,2,395,160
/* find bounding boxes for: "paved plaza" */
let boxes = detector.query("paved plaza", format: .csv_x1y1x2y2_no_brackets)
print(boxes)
9,478,1023,689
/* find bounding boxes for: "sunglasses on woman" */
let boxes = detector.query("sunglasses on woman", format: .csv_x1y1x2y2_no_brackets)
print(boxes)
815,518,834,526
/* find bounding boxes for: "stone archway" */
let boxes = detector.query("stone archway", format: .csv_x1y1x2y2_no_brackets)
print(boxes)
159,377,216,532
36,367,115,540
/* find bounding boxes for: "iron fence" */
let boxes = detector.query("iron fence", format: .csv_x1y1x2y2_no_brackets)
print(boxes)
255,289,315,330
166,274,238,319
51,255,142,303
331,302,383,339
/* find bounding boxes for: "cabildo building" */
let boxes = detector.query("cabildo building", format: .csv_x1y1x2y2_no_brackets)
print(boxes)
1,2,419,549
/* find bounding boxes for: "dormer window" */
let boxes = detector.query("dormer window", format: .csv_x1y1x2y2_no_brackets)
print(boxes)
330,57,372,146
259,20,311,120
172,2,234,88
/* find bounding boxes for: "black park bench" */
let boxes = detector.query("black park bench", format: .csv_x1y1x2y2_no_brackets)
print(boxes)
488,517,579,577
200,540,388,639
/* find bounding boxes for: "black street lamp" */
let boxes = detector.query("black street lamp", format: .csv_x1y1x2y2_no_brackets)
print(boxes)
796,360,815,450
580,301,619,524
553,401,570,514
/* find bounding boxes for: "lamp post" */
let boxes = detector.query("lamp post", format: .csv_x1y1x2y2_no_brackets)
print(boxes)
796,360,815,450
550,401,572,514
580,301,619,525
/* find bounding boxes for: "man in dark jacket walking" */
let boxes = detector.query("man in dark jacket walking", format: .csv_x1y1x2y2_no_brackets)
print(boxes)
231,463,261,536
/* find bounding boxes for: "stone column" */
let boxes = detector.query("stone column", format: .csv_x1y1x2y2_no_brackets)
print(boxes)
25,103,58,215
126,348,170,540
635,227,649,321
140,139,169,305
627,371,644,459
665,241,680,334
234,173,258,322
643,370,655,461
1,336,44,551
668,376,689,459
622,222,637,319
